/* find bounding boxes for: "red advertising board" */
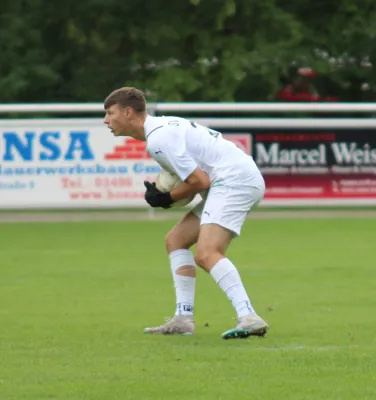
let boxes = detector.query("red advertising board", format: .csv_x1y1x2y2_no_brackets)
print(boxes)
223,131,376,204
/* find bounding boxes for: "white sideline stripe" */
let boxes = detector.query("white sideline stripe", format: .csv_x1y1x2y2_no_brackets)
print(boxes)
1,210,376,223
250,345,371,352
0,249,82,255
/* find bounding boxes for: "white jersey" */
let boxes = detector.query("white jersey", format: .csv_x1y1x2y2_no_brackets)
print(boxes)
144,115,261,185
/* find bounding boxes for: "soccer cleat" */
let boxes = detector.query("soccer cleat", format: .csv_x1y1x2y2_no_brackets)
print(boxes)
144,315,195,335
221,313,269,340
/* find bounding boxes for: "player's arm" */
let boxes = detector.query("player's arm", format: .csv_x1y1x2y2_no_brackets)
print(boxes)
144,165,209,209
145,126,209,207
170,168,210,201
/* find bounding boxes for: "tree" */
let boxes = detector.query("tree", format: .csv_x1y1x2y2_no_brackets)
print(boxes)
0,0,375,102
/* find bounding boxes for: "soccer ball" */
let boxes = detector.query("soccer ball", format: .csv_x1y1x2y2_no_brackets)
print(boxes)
155,170,195,208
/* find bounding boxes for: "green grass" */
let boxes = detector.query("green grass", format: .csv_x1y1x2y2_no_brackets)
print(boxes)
1,218,376,399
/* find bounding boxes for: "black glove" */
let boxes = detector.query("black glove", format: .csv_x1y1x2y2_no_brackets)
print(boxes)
144,181,174,209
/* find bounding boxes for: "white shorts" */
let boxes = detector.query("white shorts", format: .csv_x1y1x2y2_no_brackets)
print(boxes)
191,173,265,237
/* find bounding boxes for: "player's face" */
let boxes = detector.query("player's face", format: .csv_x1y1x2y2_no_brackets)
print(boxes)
104,104,133,136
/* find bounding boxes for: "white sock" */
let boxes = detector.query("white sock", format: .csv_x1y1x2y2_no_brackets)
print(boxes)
210,258,256,318
169,249,196,316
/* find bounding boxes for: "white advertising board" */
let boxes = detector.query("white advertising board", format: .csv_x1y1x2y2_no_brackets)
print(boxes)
0,118,249,209
0,119,163,209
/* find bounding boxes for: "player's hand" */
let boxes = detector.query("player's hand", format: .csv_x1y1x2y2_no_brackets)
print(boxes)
144,181,158,193
144,181,173,209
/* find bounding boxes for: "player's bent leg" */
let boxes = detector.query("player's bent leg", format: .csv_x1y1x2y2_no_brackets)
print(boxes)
165,211,200,317
194,223,234,272
165,210,201,253
144,211,201,335
195,223,268,340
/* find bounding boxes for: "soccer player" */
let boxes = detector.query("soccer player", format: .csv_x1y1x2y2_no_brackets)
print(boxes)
103,87,269,339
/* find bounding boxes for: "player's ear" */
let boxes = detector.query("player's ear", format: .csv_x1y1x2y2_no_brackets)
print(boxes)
123,106,132,118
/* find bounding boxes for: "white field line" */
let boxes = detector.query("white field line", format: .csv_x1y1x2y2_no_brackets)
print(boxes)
1,210,376,223
239,344,372,352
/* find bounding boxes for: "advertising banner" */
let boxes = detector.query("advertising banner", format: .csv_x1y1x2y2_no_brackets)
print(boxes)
1,118,375,208
0,119,163,208
251,131,376,204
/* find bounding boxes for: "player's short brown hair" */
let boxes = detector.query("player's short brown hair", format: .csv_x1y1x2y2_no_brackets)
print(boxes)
104,87,146,113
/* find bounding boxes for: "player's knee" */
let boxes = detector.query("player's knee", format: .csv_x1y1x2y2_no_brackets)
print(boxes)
195,243,226,270
165,229,188,252
165,214,200,253
194,248,214,269
165,229,177,252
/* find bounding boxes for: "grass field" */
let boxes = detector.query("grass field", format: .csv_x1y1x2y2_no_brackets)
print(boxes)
1,218,376,399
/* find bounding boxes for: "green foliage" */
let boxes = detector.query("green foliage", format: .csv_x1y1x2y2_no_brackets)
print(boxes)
0,0,375,102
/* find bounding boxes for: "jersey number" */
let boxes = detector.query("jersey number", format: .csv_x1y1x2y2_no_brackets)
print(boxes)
190,121,220,138
168,120,180,126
